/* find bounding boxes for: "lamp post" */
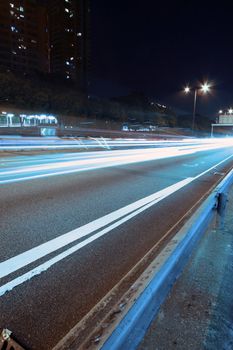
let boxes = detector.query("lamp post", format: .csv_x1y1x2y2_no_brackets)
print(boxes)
184,82,211,133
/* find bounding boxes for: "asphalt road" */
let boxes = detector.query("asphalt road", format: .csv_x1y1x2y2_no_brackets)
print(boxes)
1,141,233,349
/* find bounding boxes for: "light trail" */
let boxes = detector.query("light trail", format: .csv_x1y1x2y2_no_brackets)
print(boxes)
1,136,233,151
0,137,189,150
1,140,233,184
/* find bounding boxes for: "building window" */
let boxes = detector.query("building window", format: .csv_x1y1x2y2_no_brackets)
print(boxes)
11,26,18,32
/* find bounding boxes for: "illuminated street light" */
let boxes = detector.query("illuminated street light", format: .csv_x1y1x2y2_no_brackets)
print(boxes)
184,81,211,133
200,82,211,94
228,108,233,114
219,110,223,114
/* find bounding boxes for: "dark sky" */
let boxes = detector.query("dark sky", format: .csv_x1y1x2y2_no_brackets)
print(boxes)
90,1,233,116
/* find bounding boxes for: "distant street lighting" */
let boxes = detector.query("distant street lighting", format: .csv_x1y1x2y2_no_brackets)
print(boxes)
184,82,211,133
228,108,233,114
200,82,211,94
219,110,223,114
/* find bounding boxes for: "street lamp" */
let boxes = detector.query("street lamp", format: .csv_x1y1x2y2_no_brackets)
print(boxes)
184,82,211,133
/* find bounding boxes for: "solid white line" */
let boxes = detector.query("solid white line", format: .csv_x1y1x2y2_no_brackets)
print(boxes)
193,154,233,179
0,178,192,280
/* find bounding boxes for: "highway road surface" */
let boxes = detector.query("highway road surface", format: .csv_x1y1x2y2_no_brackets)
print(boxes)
1,139,233,349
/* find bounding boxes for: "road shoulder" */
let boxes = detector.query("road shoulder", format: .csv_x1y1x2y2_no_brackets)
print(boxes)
138,185,233,350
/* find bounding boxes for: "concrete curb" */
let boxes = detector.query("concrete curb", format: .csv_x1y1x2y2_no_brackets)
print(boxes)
101,169,233,350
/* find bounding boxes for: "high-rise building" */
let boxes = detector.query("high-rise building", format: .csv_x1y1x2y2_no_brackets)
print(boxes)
48,0,89,90
0,0,89,91
0,0,49,74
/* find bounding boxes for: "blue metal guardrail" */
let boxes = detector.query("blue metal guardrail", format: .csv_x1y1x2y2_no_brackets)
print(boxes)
101,168,233,350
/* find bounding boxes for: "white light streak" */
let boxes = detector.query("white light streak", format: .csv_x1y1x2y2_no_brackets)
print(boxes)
1,140,233,184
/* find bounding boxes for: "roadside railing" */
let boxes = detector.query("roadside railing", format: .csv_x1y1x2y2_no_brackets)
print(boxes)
98,168,233,350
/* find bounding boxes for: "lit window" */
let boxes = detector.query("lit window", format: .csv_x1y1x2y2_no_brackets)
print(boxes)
66,75,70,79
10,3,14,8
65,61,70,65
11,26,18,32
19,6,24,12
70,57,74,60
77,32,82,36
65,8,69,13
12,50,17,55
10,10,14,15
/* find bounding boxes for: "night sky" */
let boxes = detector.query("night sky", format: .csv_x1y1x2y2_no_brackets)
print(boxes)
90,1,233,117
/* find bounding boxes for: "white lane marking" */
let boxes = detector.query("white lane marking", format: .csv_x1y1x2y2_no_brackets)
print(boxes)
194,154,233,179
0,178,192,280
0,178,193,297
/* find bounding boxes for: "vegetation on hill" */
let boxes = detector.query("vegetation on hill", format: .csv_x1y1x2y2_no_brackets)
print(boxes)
0,69,212,131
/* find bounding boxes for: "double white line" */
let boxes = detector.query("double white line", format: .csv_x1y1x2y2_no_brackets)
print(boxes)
0,177,193,297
